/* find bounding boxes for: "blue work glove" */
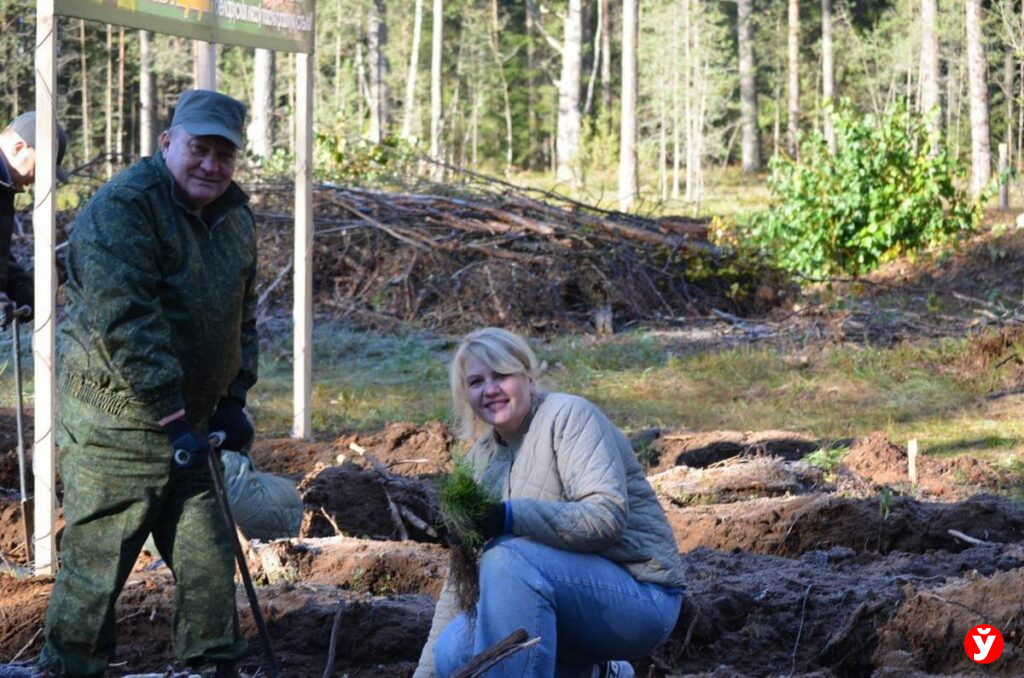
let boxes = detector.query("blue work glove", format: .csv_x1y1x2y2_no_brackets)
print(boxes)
163,417,212,470
473,502,508,541
208,397,254,451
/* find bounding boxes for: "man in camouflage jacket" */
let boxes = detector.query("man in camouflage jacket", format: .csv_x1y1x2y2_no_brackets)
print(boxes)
0,112,69,328
40,90,257,678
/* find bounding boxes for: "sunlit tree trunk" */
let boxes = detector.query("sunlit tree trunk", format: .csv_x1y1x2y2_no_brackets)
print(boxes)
600,0,612,119
80,20,92,160
430,0,444,179
401,0,424,139
249,48,275,159
787,0,800,157
919,0,940,142
619,0,638,209
966,0,991,195
106,25,113,177
557,0,584,187
821,0,836,154
367,0,390,143
738,0,761,171
489,0,514,175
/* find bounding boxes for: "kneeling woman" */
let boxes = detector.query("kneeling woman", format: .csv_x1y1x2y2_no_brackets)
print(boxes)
415,328,684,678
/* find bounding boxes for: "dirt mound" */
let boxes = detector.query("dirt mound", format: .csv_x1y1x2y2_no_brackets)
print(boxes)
664,492,1024,556
874,566,1024,675
251,536,447,598
0,409,33,492
248,438,340,478
651,430,821,472
333,421,454,476
659,544,1024,676
298,462,439,542
650,457,828,504
843,432,1018,497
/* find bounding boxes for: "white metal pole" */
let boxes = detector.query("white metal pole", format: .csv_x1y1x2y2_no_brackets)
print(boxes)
293,51,314,439
195,40,217,89
33,0,59,574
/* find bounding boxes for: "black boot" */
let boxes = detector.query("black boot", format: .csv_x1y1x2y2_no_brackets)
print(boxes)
214,661,238,678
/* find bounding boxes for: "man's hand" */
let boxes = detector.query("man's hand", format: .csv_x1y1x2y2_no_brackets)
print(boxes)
0,291,31,330
163,416,213,470
0,292,13,330
209,397,254,451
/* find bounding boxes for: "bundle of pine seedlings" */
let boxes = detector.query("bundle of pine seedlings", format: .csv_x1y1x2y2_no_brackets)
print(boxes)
436,458,501,612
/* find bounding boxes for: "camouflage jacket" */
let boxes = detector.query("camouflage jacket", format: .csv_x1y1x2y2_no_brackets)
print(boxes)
0,155,32,299
60,152,258,428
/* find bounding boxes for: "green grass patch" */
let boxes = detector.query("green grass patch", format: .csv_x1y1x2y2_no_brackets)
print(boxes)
4,321,1023,469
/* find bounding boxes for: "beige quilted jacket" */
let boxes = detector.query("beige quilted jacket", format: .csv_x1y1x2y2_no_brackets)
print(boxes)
414,392,683,677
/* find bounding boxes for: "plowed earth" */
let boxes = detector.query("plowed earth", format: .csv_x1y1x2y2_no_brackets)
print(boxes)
2,412,1023,676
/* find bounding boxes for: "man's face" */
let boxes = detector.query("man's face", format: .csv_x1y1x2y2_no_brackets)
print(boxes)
6,138,37,189
160,128,238,211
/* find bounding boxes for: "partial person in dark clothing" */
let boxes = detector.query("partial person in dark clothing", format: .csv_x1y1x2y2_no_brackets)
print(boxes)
0,111,68,328
39,90,257,678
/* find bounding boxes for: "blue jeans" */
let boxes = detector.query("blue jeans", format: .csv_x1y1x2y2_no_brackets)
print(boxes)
433,536,683,678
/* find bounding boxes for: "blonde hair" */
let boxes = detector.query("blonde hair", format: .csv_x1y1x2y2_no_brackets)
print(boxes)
449,327,540,441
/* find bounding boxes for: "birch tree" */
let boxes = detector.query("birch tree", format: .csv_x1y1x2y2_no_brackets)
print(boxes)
787,0,800,157
738,0,761,171
966,0,991,195
821,0,836,154
619,0,638,209
367,0,391,143
556,0,584,187
249,48,275,158
430,0,445,179
919,0,940,141
400,0,424,139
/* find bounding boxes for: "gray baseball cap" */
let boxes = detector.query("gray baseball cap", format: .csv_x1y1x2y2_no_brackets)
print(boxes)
171,89,247,148
6,111,69,182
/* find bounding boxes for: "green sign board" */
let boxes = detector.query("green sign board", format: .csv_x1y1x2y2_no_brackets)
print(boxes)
55,0,314,54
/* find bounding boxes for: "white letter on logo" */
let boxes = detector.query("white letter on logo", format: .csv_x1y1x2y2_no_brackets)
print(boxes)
973,634,996,661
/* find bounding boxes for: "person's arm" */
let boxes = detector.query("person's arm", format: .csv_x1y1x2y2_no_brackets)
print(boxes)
66,190,185,420
506,397,630,551
226,216,258,402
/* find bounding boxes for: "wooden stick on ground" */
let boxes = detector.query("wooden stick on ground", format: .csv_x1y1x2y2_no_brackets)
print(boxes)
450,628,541,678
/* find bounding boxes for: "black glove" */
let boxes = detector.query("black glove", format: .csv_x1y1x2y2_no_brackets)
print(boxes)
163,417,212,470
473,502,507,541
209,397,254,451
0,295,13,330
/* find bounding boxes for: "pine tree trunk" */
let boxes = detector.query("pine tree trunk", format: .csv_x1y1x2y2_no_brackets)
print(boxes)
367,0,390,143
919,0,940,136
787,0,800,157
106,25,113,178
430,0,445,179
250,48,275,159
1004,49,1014,170
618,0,638,209
557,0,584,187
966,0,991,195
738,0,761,172
117,27,126,160
583,0,602,117
401,0,424,139
489,0,514,176
80,20,92,160
525,0,539,168
821,0,836,154
600,0,612,119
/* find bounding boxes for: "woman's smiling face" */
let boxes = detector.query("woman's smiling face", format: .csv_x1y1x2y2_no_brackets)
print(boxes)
463,355,534,440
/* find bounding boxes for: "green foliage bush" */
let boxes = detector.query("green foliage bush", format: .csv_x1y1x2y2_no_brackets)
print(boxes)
752,100,982,277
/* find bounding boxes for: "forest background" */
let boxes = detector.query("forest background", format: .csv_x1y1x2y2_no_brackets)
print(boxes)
1,0,1022,224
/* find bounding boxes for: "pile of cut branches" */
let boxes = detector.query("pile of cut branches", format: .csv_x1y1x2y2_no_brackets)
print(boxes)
249,175,789,332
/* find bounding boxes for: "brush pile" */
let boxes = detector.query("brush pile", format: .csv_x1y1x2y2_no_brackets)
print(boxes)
249,177,788,332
